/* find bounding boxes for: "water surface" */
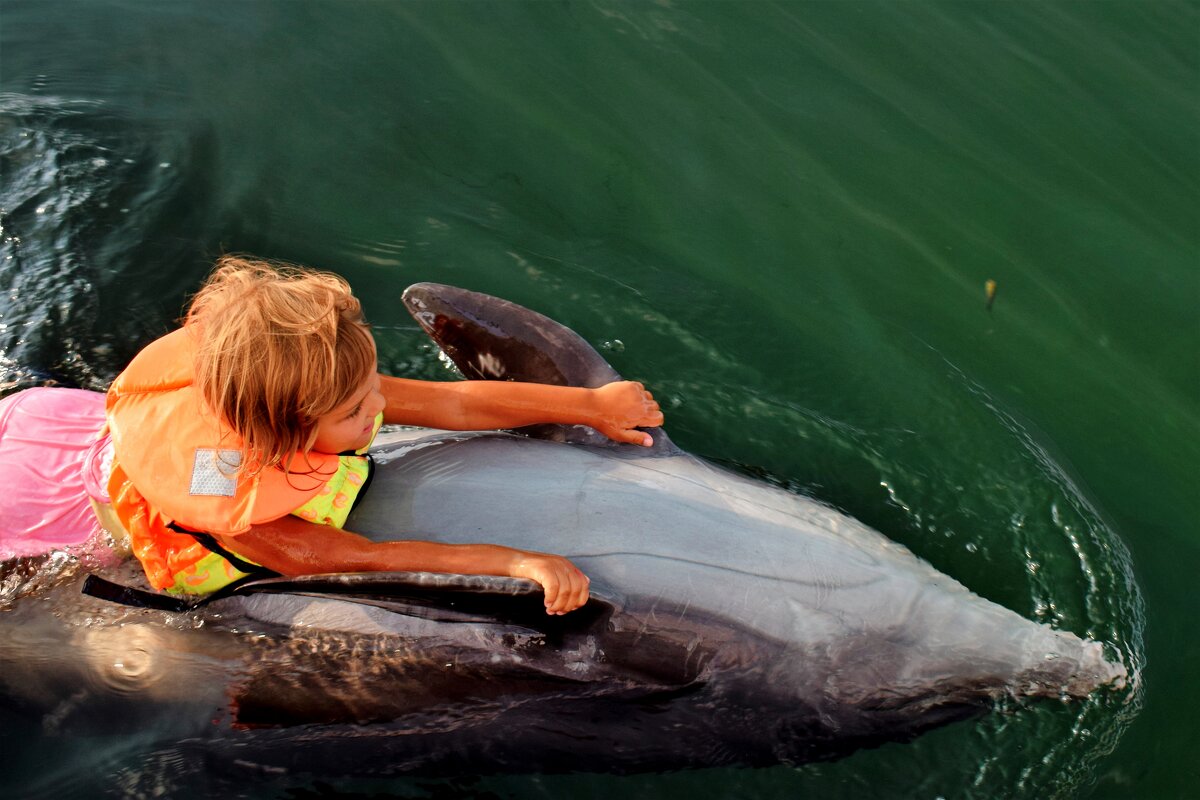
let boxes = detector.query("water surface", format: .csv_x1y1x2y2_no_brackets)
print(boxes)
2,1,1196,797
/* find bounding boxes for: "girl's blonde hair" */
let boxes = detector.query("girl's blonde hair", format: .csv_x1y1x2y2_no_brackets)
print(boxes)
186,255,376,471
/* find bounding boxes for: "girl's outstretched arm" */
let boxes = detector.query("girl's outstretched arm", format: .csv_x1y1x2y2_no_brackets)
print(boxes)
217,518,590,615
379,376,663,447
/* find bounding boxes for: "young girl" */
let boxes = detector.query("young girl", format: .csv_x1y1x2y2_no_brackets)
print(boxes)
97,256,664,614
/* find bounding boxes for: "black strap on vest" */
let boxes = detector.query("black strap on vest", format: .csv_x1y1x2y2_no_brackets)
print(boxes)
81,572,264,612
171,527,279,578
81,526,279,611
81,574,195,612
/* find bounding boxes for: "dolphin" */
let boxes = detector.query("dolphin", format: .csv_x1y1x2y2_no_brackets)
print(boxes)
0,284,1126,781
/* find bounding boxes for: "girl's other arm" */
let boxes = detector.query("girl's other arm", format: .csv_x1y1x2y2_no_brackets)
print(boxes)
379,376,663,446
216,518,589,615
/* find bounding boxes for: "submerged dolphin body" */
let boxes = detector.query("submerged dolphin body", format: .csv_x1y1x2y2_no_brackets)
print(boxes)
0,284,1126,779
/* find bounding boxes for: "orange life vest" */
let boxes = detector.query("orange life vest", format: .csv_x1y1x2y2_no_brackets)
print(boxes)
106,327,339,589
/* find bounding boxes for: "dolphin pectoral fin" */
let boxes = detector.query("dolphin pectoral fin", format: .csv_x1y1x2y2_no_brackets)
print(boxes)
228,571,616,634
401,282,677,454
222,573,705,729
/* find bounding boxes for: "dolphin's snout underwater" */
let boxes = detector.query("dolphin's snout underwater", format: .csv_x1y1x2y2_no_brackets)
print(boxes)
0,282,1127,777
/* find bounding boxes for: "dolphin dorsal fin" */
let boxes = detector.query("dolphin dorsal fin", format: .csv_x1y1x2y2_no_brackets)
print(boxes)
402,282,676,454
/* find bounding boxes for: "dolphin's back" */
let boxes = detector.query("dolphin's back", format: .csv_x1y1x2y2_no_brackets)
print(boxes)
346,428,1124,713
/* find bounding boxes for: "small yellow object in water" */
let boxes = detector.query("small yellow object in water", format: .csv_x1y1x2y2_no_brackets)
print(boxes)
985,279,997,311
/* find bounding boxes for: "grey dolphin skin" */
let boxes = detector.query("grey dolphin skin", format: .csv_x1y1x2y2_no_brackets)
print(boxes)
0,284,1126,780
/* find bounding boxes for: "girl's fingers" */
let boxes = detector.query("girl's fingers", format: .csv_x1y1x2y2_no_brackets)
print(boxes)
519,555,589,614
545,565,589,615
615,428,653,446
594,381,663,445
547,569,572,614
575,570,591,609
566,567,586,611
566,567,587,611
542,574,560,611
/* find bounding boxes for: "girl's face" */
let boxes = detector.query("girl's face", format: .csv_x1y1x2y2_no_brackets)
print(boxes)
312,371,385,454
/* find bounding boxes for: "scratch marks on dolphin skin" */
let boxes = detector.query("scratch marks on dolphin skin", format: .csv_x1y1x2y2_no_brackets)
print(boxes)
366,434,455,466
474,351,506,379
811,566,834,612
561,635,603,675
571,461,598,539
573,549,886,591
623,455,860,532
381,442,472,488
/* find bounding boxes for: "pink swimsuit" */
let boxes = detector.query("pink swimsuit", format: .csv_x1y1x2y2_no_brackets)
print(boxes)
0,387,111,559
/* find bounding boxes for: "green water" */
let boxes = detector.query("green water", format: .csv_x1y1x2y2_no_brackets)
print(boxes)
1,1,1195,797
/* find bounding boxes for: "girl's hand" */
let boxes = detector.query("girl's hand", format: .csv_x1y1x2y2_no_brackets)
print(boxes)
591,381,664,447
509,551,591,614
